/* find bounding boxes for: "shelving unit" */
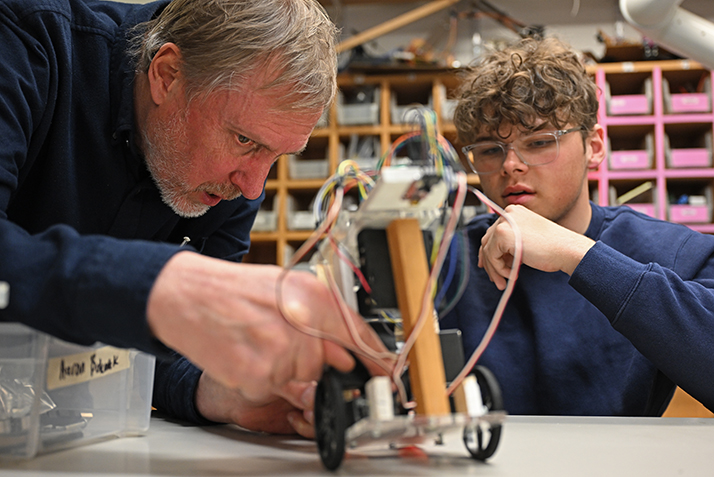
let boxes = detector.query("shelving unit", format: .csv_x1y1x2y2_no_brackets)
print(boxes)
589,60,714,234
245,60,714,266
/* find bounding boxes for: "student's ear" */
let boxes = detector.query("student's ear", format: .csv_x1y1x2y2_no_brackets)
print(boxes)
147,43,184,106
586,125,606,169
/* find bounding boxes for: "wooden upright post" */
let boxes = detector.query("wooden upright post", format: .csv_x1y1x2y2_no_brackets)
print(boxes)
386,218,450,416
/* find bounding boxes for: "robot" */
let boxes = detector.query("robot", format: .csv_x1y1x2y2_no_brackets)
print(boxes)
286,110,513,470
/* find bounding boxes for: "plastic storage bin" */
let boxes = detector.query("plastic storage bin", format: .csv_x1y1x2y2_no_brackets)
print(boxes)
286,195,316,231
336,87,380,126
288,155,329,180
668,185,713,224
252,195,278,232
436,84,458,122
665,132,713,168
0,323,154,459
315,108,329,129
390,91,432,125
625,202,657,217
610,183,657,218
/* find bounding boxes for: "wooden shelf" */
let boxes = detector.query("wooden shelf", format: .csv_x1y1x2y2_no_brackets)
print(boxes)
245,71,468,267
586,59,705,74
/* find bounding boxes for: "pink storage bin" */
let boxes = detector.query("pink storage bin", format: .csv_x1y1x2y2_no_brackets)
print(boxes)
625,203,656,218
669,204,710,223
608,132,653,170
610,150,651,169
605,78,653,116
610,184,657,219
670,94,711,113
669,148,711,168
609,95,650,115
663,76,712,114
665,132,713,168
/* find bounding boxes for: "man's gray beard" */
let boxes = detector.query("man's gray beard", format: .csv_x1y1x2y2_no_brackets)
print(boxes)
142,114,210,219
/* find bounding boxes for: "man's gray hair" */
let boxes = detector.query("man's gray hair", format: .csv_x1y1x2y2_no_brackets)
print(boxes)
131,0,338,111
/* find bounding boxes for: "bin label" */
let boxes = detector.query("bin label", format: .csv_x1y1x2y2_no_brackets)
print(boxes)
46,346,131,390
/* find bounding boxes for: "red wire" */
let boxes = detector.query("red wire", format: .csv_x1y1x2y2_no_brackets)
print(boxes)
329,236,372,294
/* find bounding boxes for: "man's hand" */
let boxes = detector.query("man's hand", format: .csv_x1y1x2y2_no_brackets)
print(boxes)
195,372,317,438
147,252,393,420
478,205,596,290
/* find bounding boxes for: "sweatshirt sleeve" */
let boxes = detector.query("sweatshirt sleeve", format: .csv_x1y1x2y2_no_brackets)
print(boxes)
152,354,219,425
149,204,260,423
569,239,714,411
0,5,184,355
0,220,182,356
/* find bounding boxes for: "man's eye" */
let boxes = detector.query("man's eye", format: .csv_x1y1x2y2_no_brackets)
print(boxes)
237,134,253,145
524,137,556,149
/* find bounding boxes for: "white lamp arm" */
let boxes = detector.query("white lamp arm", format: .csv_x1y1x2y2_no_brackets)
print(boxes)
620,0,714,69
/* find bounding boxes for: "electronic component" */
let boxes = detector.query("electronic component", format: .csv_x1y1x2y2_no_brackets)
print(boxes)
356,228,434,318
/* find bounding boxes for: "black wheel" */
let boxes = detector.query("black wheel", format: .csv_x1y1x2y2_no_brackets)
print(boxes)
314,369,348,470
463,365,503,461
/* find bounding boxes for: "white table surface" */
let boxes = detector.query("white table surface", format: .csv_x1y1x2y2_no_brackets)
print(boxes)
1,414,713,476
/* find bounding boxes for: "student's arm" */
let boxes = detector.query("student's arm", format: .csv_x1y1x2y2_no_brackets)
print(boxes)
570,238,714,412
479,204,714,411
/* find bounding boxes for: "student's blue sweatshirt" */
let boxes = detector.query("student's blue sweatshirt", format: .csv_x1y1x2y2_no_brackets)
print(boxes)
440,203,714,415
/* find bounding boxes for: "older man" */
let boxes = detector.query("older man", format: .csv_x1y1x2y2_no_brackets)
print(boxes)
0,0,387,436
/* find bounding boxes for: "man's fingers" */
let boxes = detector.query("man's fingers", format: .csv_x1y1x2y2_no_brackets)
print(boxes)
287,410,315,438
322,339,355,373
279,380,317,410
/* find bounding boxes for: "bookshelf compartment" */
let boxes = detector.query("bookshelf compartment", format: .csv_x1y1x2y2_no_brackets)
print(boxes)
665,123,713,169
662,69,712,114
605,72,653,116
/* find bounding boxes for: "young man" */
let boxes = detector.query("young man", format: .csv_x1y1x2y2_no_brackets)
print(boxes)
441,37,714,415
0,0,388,437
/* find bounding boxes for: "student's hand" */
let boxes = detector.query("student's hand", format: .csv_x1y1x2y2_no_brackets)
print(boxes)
195,372,317,437
147,252,393,415
478,205,596,290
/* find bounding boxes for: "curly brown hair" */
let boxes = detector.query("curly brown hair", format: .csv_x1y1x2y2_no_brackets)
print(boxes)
453,37,599,144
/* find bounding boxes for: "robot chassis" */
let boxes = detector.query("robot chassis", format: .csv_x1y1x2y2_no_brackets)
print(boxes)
309,164,506,470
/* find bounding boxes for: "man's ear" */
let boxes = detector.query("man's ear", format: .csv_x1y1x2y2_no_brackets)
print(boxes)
586,125,606,169
147,43,183,106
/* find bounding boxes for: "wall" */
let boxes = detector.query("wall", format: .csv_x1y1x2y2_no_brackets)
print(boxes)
329,1,714,68
115,0,714,66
